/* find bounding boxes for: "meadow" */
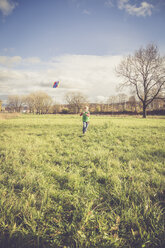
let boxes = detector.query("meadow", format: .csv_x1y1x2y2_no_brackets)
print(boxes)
0,114,164,248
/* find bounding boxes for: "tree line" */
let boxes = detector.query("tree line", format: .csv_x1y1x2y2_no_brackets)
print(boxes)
4,92,53,114
2,91,164,116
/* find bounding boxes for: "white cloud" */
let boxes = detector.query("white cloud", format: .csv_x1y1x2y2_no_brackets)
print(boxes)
119,0,154,17
0,0,17,16
96,95,109,103
105,0,154,17
0,56,42,68
0,56,22,67
24,57,42,64
0,54,123,103
0,68,31,82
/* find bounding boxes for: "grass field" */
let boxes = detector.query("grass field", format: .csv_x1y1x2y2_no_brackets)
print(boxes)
0,114,164,248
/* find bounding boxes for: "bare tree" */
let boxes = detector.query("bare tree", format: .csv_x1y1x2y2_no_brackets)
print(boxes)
128,95,137,112
34,91,52,114
117,93,128,111
116,44,165,118
42,95,53,114
107,96,117,112
7,95,24,112
52,102,61,114
65,92,88,113
25,92,53,114
25,94,35,113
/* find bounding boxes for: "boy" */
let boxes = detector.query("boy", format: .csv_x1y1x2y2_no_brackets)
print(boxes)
80,106,90,134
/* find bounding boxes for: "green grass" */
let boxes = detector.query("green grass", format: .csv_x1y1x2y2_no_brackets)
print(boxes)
0,114,165,248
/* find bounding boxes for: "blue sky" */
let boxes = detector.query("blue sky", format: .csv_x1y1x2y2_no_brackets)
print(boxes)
0,0,165,103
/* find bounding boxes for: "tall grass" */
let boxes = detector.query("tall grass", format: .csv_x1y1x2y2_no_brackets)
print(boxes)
0,114,164,247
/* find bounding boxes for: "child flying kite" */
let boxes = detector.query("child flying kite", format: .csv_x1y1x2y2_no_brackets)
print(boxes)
80,106,90,134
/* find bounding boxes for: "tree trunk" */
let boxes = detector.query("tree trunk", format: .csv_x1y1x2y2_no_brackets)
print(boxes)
143,103,147,118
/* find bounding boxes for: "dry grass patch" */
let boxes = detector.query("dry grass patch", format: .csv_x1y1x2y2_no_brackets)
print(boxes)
0,113,20,119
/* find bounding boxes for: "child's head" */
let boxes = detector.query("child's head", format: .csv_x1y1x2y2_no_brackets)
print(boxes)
85,106,89,111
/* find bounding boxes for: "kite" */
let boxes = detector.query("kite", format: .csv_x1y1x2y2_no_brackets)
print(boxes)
53,81,60,88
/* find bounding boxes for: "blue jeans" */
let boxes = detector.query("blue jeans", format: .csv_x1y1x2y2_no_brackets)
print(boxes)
83,122,89,134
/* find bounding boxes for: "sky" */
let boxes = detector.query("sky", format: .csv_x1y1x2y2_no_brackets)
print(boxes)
0,0,165,104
